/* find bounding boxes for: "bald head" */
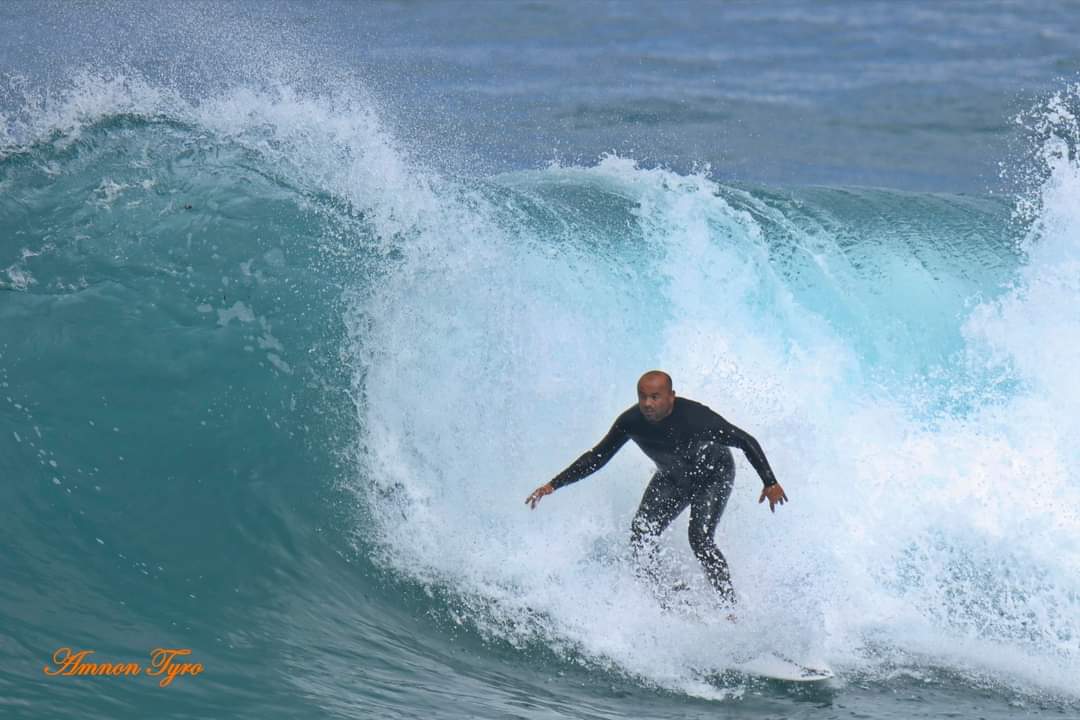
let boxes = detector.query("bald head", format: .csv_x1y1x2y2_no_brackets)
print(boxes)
638,370,672,392
636,370,675,423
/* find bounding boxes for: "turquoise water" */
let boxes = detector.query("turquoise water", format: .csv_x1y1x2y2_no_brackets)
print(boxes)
2,3,1080,718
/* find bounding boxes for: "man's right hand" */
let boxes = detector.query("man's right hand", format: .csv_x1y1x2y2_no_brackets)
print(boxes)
525,482,554,509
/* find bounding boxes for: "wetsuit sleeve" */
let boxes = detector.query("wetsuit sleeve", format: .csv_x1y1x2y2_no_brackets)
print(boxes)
706,415,779,487
550,420,631,490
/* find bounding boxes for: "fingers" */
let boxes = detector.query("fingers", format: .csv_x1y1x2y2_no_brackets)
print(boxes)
761,486,788,513
525,485,550,510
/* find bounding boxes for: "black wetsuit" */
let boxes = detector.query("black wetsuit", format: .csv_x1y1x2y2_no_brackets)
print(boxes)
550,397,779,603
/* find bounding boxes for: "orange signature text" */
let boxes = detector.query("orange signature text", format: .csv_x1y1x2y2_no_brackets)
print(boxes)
44,647,204,687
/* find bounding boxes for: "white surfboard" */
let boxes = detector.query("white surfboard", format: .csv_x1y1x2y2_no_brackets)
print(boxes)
656,581,833,682
730,652,834,682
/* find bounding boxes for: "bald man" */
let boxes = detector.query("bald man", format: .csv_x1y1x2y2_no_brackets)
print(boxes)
525,371,788,605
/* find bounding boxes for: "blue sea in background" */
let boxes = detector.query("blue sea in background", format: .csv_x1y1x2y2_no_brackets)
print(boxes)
2,2,1080,718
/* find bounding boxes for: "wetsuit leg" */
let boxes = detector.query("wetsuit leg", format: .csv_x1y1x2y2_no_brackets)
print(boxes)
629,472,692,586
688,449,736,603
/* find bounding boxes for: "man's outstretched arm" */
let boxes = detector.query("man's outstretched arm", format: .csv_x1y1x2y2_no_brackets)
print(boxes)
709,418,789,512
525,420,629,509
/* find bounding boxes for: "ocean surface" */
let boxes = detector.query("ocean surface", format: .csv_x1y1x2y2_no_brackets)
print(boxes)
2,2,1079,718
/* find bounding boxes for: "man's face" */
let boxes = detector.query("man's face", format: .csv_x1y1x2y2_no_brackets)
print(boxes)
637,376,675,423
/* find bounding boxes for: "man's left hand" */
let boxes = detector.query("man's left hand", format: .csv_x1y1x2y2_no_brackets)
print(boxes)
758,483,788,513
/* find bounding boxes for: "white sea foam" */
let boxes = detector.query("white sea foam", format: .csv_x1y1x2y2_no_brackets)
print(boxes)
347,103,1080,699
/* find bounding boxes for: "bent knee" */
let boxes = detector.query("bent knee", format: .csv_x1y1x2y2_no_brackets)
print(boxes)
687,526,715,555
630,516,661,541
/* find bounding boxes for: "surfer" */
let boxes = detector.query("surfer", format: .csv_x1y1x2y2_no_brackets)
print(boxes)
525,371,788,605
